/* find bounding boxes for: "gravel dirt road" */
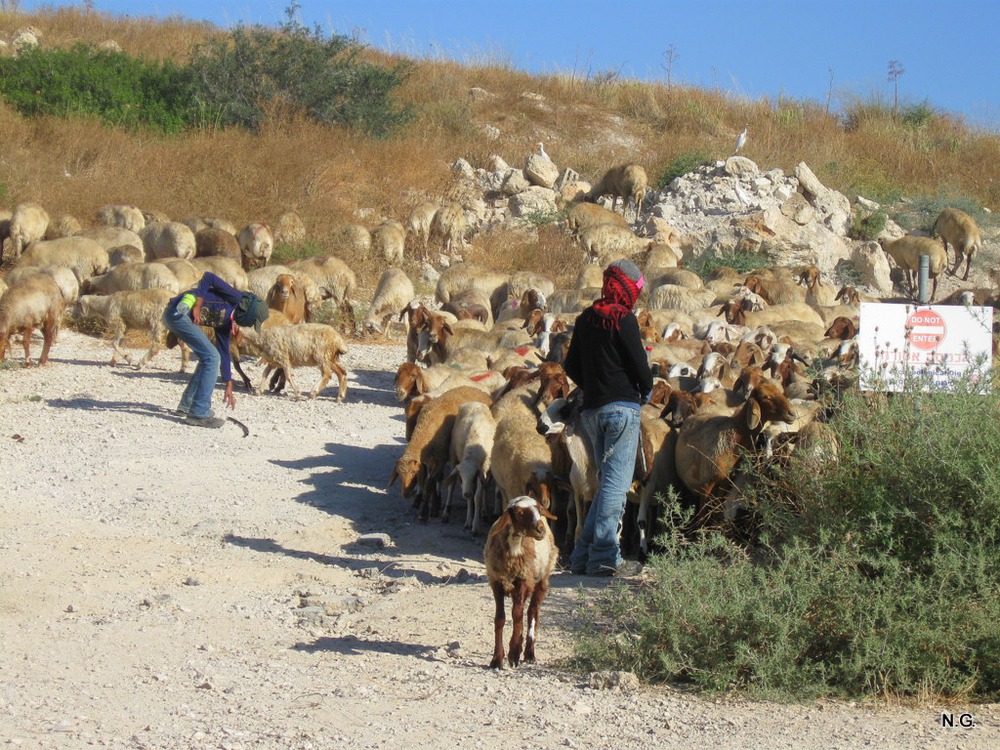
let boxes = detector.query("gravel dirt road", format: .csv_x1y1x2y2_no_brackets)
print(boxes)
1,329,997,749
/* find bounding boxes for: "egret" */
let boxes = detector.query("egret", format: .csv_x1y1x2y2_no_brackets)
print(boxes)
537,141,549,160
734,125,748,154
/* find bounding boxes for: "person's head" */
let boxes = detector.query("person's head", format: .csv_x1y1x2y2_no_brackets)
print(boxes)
234,292,269,333
602,258,645,310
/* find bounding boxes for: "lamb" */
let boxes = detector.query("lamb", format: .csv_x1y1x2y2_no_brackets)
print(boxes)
265,273,310,324
407,201,440,259
579,224,654,265
429,201,467,257
0,274,65,366
364,268,414,336
565,201,630,237
246,265,321,308
237,222,274,270
934,207,982,281
445,401,497,531
5,266,80,302
879,235,948,301
584,164,649,221
73,289,179,369
371,220,406,264
17,237,110,283
797,266,840,307
484,496,558,669
240,323,349,401
141,221,196,261
289,255,357,324
96,204,145,234
742,271,808,306
389,386,493,520
195,228,242,261
5,201,49,259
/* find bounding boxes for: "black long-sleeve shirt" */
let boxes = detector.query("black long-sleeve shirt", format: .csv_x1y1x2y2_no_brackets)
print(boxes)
564,310,654,411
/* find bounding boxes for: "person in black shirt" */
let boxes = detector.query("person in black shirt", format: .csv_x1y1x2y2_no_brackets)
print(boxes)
564,259,653,576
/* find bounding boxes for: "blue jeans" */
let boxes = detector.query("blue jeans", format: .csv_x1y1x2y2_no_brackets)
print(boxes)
162,302,220,418
570,401,641,575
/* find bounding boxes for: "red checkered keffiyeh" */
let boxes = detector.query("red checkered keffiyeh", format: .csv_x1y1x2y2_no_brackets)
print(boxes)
581,264,644,332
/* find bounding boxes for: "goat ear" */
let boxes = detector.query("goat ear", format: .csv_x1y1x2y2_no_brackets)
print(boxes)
442,322,454,336
540,506,558,521
387,465,400,489
745,398,762,431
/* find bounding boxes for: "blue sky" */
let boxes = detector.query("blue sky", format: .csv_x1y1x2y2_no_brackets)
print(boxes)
23,0,1000,128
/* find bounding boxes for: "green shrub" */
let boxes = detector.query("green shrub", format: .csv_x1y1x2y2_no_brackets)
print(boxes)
686,250,771,280
900,100,935,129
850,209,887,241
189,7,413,137
576,374,1000,700
0,44,198,133
656,152,711,190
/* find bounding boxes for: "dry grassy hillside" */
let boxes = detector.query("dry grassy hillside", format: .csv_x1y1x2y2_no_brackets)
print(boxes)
1,7,998,291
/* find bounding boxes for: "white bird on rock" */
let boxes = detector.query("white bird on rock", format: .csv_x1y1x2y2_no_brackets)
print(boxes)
734,124,748,154
537,142,549,160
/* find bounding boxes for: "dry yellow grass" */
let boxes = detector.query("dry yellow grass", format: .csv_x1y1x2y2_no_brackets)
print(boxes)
1,7,998,296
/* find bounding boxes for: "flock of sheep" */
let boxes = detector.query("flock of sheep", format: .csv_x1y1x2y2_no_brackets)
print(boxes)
0,161,989,669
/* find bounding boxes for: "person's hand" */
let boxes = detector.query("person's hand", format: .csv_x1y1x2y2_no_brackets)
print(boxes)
191,302,203,325
223,381,236,410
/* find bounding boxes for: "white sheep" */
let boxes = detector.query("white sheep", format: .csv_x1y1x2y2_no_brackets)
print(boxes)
81,261,180,295
879,235,948,301
181,216,239,236
0,274,65,366
579,224,654,265
74,289,179,369
435,262,511,317
190,256,249,291
96,204,145,234
237,222,274,270
241,323,349,401
5,265,80,303
274,210,306,245
430,201,467,258
371,220,406,265
565,201,630,237
5,202,49,259
329,224,372,256
647,284,717,314
141,221,196,261
154,258,200,290
445,401,497,531
77,226,144,257
407,201,440,259
585,163,648,221
44,214,82,240
934,208,982,281
16,236,110,284
289,255,357,324
364,268,415,336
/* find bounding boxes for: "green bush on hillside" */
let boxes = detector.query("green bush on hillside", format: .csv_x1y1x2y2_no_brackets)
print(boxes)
189,9,413,137
656,152,711,190
0,44,198,133
577,372,1000,700
850,209,887,241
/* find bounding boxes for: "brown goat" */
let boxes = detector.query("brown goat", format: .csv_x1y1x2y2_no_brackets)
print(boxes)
484,496,558,669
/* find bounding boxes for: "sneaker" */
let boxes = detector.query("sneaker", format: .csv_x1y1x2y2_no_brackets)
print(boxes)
175,408,214,418
185,414,225,429
590,560,644,578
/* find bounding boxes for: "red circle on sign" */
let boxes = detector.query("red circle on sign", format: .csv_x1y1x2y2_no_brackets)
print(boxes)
907,309,946,351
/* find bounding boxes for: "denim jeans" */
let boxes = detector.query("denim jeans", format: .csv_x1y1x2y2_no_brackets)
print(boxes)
570,401,641,575
162,302,221,418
